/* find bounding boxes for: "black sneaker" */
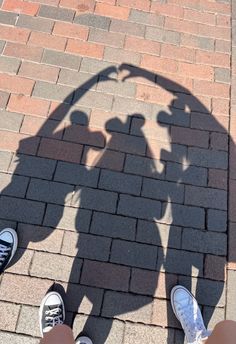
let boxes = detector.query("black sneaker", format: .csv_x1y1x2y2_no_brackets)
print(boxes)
0,228,18,273
39,291,65,337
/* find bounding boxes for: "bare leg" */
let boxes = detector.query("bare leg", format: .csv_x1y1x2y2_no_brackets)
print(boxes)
39,325,75,344
205,321,236,344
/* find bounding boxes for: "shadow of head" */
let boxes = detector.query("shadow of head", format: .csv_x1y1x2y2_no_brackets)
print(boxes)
70,110,89,126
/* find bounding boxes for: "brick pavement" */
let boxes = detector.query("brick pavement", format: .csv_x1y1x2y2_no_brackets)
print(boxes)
0,0,233,343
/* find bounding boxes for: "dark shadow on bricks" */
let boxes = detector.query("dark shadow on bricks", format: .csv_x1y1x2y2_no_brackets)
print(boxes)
0,64,229,344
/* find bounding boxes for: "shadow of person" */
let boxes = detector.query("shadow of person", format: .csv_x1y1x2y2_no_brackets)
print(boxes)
119,64,228,343
65,113,168,342
0,67,115,266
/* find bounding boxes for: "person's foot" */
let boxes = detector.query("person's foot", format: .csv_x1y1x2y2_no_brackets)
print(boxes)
171,285,211,344
0,228,18,273
39,291,65,337
75,336,93,344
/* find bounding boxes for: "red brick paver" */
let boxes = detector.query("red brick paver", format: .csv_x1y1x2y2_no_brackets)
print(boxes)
0,0,233,343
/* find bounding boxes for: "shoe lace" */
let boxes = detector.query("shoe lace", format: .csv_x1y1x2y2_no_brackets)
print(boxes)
45,307,63,328
177,301,206,344
0,244,11,266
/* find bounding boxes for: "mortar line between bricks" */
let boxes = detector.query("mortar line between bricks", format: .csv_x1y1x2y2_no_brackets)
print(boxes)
99,289,106,317
22,174,31,199
64,37,70,54
5,151,14,172
14,302,22,332
122,153,128,173
78,257,84,285
1,329,40,340
18,114,25,133
58,229,66,255
28,249,36,277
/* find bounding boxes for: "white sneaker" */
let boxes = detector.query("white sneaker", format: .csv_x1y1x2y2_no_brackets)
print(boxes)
39,291,65,337
75,336,93,344
171,285,211,344
0,228,18,273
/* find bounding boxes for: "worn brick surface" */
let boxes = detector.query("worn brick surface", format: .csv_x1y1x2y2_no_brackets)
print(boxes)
33,81,74,102
18,223,64,253
110,19,145,37
163,248,204,276
102,291,152,323
90,211,136,240
188,147,228,169
73,314,124,344
0,90,9,109
0,332,38,344
0,151,12,171
74,13,110,29
2,0,40,16
4,42,43,62
161,203,205,229
185,185,227,210
0,196,45,224
58,69,97,88
118,194,161,221
207,209,227,232
16,14,54,33
9,154,56,179
0,172,29,197
124,323,173,344
0,301,20,332
0,109,23,132
8,94,50,116
0,55,20,74
0,274,52,306
178,275,226,307
226,270,236,320
182,228,227,255
0,10,17,25
30,251,82,282
42,49,81,70
137,220,181,249
142,178,184,203
0,0,233,342
16,305,41,338
81,260,130,291
38,4,75,21
110,239,158,269
54,161,99,187
99,170,142,195
38,137,83,163
44,204,91,232
27,178,74,205
71,186,118,213
7,248,33,275
0,40,4,53
61,232,111,261
205,255,226,281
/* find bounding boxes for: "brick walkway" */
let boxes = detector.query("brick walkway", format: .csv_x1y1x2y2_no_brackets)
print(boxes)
0,0,234,343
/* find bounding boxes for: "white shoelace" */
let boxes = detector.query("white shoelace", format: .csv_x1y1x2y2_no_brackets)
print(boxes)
0,244,11,266
177,301,207,344
45,307,63,328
